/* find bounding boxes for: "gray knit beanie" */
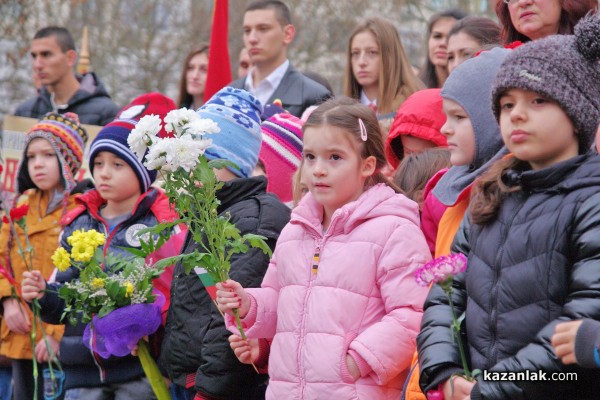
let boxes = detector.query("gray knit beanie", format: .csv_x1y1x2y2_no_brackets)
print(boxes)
492,14,600,153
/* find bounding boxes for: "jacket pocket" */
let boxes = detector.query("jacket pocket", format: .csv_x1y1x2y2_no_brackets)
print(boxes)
340,331,359,384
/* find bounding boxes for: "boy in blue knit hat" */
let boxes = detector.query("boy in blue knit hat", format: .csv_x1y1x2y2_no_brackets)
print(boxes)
21,93,181,400
159,87,291,400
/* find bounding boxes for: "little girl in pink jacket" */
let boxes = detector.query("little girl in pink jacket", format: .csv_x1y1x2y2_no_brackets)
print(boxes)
217,97,431,400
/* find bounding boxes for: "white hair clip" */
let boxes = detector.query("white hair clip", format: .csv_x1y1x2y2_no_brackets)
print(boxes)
358,118,368,142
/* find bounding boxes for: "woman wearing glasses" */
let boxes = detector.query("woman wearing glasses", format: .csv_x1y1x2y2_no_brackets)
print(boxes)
495,0,596,44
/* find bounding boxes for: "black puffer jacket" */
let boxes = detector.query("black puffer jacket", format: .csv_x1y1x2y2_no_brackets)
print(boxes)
418,154,600,400
14,72,120,126
159,176,290,400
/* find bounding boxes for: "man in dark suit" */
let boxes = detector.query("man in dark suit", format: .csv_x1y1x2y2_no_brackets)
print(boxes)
229,0,331,118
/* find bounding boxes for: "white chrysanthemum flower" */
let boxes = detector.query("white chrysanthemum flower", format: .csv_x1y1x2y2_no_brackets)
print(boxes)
187,118,221,136
144,138,171,171
164,108,199,135
167,135,209,172
128,114,162,161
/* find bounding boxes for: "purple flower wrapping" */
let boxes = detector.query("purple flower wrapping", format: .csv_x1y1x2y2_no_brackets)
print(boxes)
82,292,165,358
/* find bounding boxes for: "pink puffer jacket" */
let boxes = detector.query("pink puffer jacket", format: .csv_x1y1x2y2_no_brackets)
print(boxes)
228,184,431,399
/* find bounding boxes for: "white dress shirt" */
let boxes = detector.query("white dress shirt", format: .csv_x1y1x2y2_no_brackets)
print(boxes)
244,59,290,107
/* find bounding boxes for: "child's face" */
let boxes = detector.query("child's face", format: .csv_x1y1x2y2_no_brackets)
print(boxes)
302,125,375,219
92,151,142,204
441,99,475,166
26,137,63,193
499,88,578,170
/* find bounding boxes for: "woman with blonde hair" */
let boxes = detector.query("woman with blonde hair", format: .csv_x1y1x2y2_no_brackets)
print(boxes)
344,16,424,137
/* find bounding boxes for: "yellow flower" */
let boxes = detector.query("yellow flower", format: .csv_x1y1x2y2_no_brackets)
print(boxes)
67,229,106,249
71,243,95,263
67,229,85,247
89,231,106,247
51,247,71,272
124,282,134,298
91,278,105,289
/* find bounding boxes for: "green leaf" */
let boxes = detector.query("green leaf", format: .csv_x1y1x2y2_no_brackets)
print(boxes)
98,305,114,318
245,233,273,256
457,311,466,327
181,252,212,275
151,254,189,270
106,281,120,299
208,158,238,171
227,240,248,255
119,247,147,258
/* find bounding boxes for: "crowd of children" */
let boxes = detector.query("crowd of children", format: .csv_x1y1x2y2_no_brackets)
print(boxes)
0,1,599,400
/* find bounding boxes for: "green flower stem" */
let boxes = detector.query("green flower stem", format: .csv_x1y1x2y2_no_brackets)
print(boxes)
447,291,471,380
232,308,259,374
31,305,38,400
137,340,171,400
4,218,63,396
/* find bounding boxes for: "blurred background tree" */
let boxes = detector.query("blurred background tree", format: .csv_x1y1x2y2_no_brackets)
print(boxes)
0,0,496,122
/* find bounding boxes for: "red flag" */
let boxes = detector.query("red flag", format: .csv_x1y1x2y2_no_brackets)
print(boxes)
204,0,232,102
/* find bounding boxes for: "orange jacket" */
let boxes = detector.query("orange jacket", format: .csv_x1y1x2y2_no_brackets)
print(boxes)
0,190,75,360
403,188,471,400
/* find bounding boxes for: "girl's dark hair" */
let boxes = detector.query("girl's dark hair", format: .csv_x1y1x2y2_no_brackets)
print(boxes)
393,148,451,206
448,16,501,47
419,8,468,88
469,156,529,225
177,44,209,108
495,0,597,44
304,97,401,193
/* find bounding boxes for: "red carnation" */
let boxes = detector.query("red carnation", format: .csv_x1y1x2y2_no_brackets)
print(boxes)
11,204,29,221
3,204,30,224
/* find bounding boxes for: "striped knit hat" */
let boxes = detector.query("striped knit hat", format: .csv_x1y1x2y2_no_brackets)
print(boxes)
89,93,176,192
17,112,88,194
260,112,303,203
197,87,262,178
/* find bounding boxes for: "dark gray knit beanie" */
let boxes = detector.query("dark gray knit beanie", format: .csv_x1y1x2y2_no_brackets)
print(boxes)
492,14,600,153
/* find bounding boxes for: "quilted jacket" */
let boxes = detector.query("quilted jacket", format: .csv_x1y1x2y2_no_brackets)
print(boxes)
418,154,600,399
228,183,431,400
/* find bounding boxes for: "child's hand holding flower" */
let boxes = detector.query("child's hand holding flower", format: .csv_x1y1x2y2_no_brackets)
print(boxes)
228,334,260,365
21,270,46,302
216,280,251,318
442,375,475,400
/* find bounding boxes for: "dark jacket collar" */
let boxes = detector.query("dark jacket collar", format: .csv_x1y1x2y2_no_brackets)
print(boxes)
217,176,267,213
503,153,600,192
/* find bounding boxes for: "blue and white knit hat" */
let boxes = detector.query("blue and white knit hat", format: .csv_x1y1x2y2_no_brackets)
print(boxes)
197,87,262,178
89,92,176,192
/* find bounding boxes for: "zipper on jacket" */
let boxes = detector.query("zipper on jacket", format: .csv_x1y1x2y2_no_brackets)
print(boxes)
311,243,321,275
298,236,322,397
